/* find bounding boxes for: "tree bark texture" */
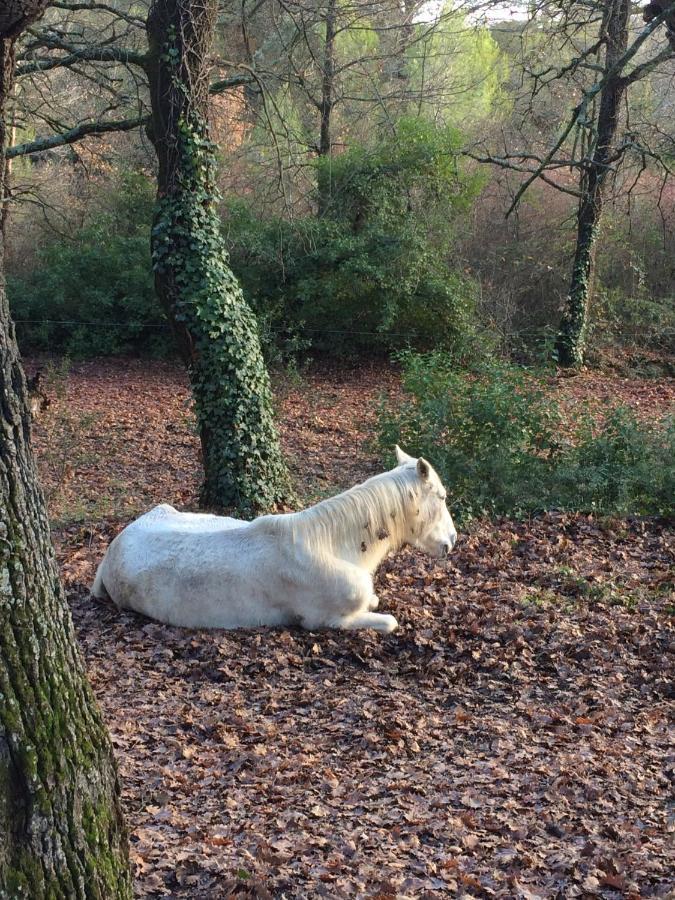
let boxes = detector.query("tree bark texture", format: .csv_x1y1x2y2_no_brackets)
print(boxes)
146,0,292,514
0,16,131,898
555,0,630,368
317,0,337,216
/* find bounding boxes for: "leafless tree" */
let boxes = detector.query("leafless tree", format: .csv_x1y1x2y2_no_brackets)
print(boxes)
470,0,675,367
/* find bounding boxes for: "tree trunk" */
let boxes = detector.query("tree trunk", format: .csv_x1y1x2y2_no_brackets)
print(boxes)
0,15,131,898
145,0,292,515
555,178,604,368
555,0,630,368
317,0,336,216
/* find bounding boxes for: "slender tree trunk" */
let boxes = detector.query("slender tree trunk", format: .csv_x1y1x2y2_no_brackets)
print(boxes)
0,10,131,897
394,0,417,79
555,0,630,368
317,0,336,216
146,0,291,514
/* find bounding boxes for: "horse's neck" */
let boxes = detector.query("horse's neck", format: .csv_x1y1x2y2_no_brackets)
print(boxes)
298,472,411,567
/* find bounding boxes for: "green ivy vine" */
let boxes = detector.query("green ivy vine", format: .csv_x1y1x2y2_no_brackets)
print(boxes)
151,35,291,513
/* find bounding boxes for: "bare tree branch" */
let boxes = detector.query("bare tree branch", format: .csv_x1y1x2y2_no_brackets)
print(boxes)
49,0,147,28
6,113,148,157
8,69,259,158
17,43,148,75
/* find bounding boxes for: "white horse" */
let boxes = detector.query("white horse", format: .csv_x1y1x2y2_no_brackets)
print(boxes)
91,446,457,633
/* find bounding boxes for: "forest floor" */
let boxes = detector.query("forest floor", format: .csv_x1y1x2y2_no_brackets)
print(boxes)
30,358,674,900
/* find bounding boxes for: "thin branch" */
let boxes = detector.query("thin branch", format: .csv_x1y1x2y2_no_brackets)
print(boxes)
20,27,148,64
6,114,148,158
17,44,148,76
208,72,254,93
49,0,146,28
621,45,674,84
9,68,255,159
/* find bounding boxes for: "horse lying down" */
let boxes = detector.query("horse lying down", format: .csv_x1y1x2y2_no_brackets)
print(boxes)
91,446,457,633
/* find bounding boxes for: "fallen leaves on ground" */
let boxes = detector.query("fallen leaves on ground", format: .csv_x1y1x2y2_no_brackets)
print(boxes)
31,358,674,899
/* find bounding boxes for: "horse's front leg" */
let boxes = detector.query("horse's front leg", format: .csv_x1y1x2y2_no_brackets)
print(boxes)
325,572,398,632
300,560,390,631
337,611,398,633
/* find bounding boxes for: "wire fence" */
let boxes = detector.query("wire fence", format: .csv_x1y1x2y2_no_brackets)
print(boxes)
13,319,675,340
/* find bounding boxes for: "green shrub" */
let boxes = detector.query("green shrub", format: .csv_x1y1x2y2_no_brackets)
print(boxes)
553,409,674,516
316,117,481,227
378,353,561,518
9,173,173,357
378,351,674,521
591,288,675,354
224,119,485,360
225,205,480,359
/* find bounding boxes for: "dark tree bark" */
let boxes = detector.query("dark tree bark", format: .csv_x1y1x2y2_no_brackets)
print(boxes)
146,0,291,514
555,0,630,368
0,7,132,897
317,0,337,216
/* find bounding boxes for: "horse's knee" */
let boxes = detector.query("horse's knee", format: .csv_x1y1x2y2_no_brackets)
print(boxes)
335,571,373,616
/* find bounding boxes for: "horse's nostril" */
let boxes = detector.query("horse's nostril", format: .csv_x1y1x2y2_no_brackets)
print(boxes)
442,543,450,556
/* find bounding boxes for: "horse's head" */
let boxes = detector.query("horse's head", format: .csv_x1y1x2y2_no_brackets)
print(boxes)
395,445,457,558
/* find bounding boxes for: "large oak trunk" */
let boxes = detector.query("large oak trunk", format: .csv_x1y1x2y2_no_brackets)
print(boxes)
0,14,131,897
146,0,291,514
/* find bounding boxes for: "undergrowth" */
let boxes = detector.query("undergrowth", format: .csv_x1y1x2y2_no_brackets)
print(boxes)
378,352,674,522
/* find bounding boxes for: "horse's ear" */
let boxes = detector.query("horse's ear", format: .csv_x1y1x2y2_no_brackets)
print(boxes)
417,458,430,481
395,445,414,465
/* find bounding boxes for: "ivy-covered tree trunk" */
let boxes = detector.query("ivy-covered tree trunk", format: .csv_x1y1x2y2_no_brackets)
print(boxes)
555,180,604,369
0,9,132,897
146,0,291,514
554,0,630,368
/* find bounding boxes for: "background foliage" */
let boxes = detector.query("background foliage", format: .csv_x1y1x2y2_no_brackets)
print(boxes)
9,174,172,357
379,352,674,521
225,119,483,359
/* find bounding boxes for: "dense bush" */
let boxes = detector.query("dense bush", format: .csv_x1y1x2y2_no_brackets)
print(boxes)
9,174,173,357
378,352,674,521
224,120,484,360
590,289,675,356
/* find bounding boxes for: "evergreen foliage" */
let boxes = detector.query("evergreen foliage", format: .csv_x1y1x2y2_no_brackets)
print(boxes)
8,174,170,357
378,352,674,521
225,119,484,358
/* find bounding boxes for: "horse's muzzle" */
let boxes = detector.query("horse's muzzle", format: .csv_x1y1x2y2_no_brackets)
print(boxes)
441,534,458,556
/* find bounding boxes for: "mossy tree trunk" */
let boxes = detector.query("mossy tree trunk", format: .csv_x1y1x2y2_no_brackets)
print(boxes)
146,0,292,515
554,0,630,369
0,8,132,898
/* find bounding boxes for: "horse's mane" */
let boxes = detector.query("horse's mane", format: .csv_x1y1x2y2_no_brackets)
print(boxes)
272,466,417,556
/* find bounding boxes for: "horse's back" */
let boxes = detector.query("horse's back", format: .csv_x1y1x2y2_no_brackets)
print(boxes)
134,504,246,534
101,505,254,590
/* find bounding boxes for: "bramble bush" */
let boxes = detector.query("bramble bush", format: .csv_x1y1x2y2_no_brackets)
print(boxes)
378,352,674,521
